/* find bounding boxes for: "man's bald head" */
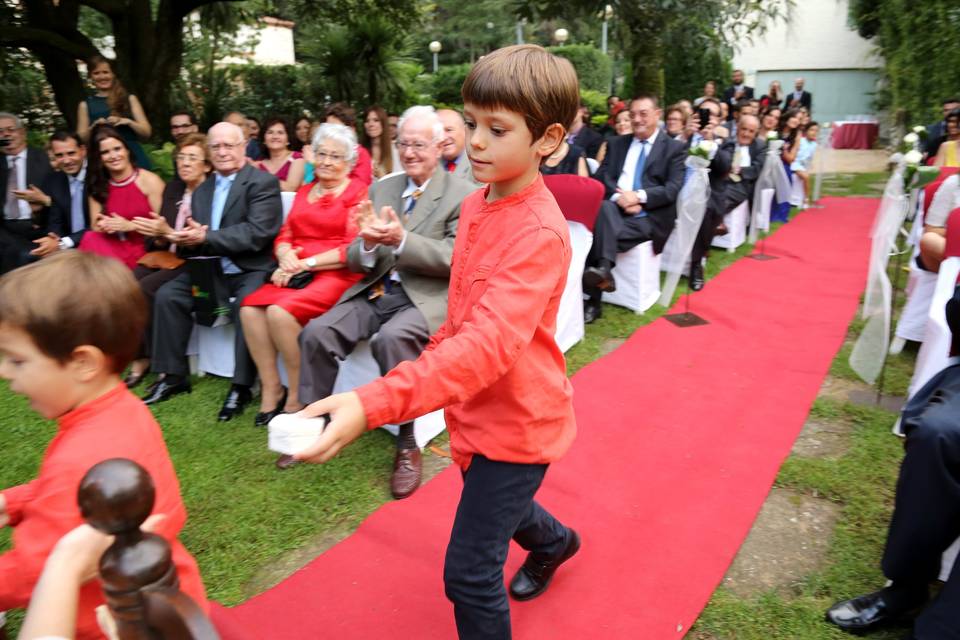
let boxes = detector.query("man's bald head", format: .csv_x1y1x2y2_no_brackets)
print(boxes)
208,122,247,175
737,114,760,146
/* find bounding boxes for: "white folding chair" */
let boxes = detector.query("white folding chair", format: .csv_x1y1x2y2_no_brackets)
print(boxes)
711,200,749,252
585,157,599,176
790,173,805,207
555,221,592,352
602,240,661,313
281,192,296,221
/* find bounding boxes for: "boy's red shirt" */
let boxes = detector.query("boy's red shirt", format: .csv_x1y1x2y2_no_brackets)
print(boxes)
1,383,207,639
357,174,576,469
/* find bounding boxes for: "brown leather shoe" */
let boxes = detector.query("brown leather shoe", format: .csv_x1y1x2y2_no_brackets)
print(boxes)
275,454,299,471
390,448,422,499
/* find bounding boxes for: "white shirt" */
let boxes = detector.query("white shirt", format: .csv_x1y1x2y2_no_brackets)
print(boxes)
59,161,88,249
613,128,659,204
735,144,752,168
6,148,31,219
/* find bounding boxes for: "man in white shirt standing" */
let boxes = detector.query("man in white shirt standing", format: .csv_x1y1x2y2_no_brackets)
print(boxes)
0,112,53,273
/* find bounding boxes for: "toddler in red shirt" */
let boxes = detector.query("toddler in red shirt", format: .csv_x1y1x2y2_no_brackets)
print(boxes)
0,251,206,639
295,45,581,639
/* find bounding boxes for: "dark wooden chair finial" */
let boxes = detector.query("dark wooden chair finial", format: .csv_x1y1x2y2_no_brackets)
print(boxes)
78,458,219,640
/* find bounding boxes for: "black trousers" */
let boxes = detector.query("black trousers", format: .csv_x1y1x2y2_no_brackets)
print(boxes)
0,221,44,273
881,368,960,639
297,286,430,405
585,200,655,301
443,455,572,639
134,264,187,359
151,269,266,386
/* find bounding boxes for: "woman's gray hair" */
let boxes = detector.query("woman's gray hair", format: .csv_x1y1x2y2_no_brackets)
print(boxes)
311,123,357,169
397,105,444,142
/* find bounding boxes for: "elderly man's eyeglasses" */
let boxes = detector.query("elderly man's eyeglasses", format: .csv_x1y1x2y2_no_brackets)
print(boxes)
208,141,245,152
395,140,431,152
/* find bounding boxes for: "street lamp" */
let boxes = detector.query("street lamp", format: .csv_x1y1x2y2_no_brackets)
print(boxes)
601,5,613,55
554,28,569,45
429,40,442,73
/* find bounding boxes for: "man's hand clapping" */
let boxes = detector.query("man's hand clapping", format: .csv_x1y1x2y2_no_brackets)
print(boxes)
168,218,207,246
355,200,404,249
131,211,174,239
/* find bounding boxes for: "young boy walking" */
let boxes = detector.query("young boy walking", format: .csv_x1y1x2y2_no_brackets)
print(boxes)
0,251,206,639
295,45,581,638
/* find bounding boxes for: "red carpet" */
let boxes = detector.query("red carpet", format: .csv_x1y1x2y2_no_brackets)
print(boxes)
212,197,876,639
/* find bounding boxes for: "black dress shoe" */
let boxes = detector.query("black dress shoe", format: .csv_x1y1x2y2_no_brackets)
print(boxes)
142,377,191,405
254,387,288,427
584,300,602,324
509,529,581,601
218,384,253,422
583,266,616,293
825,587,927,633
124,369,148,389
689,263,705,291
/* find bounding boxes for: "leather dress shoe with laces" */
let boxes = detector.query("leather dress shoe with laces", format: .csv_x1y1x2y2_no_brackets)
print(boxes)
254,387,288,427
582,266,616,293
218,384,252,422
825,587,927,633
584,300,602,324
509,529,581,601
390,448,422,499
689,263,705,291
142,377,191,405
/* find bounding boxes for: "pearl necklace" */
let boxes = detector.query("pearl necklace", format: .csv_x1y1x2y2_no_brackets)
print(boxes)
109,168,138,187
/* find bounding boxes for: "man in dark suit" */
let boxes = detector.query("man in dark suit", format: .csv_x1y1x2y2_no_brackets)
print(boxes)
143,121,282,421
582,94,686,323
720,113,765,214
925,97,960,158
722,69,754,109
785,77,813,112
826,287,960,640
568,102,604,160
296,106,473,494
0,112,53,273
2,131,89,272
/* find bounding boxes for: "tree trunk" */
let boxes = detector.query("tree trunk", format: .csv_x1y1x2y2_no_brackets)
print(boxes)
626,30,664,100
32,46,88,129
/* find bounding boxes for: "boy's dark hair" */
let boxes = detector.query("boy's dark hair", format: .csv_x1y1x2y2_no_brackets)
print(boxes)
325,102,357,128
0,252,146,373
461,44,580,140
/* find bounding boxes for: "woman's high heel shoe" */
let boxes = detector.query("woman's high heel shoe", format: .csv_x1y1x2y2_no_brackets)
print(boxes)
254,386,288,427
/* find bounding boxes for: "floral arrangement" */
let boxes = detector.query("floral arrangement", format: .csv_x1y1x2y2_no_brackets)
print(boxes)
765,131,779,141
688,139,717,161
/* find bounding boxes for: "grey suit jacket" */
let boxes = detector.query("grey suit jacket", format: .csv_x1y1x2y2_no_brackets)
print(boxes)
341,168,475,333
450,152,480,185
181,164,282,273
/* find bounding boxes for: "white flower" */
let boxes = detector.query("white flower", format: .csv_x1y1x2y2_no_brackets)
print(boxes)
903,132,919,145
696,139,717,155
904,149,923,165
765,131,779,141
912,125,926,135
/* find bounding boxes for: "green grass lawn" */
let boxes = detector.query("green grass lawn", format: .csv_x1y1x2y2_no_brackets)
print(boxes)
1,172,893,632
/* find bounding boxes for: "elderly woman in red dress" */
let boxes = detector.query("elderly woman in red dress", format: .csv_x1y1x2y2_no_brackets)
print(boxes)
241,123,364,426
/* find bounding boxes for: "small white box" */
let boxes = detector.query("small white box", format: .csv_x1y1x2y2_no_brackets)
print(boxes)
268,413,328,456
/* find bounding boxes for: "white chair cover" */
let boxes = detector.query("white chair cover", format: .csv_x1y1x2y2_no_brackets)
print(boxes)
585,157,599,175
789,173,805,207
711,200,749,252
555,221,592,352
907,256,960,398
603,241,661,313
281,191,296,221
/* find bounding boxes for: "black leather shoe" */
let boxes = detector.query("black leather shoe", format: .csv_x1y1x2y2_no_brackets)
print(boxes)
142,377,191,405
825,587,927,633
689,263,705,291
254,387,288,427
509,529,581,601
218,384,252,422
582,266,616,293
584,300,602,324
124,369,148,389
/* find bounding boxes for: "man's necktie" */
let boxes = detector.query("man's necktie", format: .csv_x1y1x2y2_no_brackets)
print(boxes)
5,157,19,220
446,160,456,173
632,140,648,192
404,188,422,218
70,176,85,232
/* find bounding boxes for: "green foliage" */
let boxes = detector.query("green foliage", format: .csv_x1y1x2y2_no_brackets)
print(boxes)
228,65,314,120
426,63,473,107
0,49,62,131
849,0,960,124
662,20,732,107
547,44,612,93
579,89,608,116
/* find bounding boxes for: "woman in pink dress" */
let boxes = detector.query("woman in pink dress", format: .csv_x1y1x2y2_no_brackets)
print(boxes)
241,123,364,426
79,125,164,268
255,116,305,191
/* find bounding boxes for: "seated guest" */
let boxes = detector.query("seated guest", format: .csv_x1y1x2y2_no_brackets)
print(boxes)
324,103,373,187
169,109,199,144
224,111,260,161
295,106,474,492
582,94,685,324
247,116,262,150
568,101,604,159
256,117,305,191
362,105,399,179
142,122,283,421
719,101,730,124
437,108,478,183
596,105,631,163
791,121,819,209
771,108,801,223
125,133,212,388
540,137,589,176
676,99,694,119
2,130,85,271
759,80,784,111
387,112,399,140
78,125,165,270
825,286,960,640
690,98,727,146
933,108,960,168
758,106,782,140
0,112,53,274
688,105,733,291
292,116,311,152
0,251,207,639
919,176,960,272
664,105,688,142
926,98,960,158
240,124,365,425
719,114,765,214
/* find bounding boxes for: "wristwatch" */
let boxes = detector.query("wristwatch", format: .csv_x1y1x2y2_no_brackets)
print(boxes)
305,257,318,269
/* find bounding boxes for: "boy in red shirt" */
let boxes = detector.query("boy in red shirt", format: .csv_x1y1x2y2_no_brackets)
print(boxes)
0,251,206,639
295,45,581,638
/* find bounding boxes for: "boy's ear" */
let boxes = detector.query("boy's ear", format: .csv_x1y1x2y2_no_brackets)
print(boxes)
67,345,109,382
534,123,567,160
